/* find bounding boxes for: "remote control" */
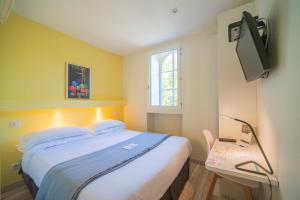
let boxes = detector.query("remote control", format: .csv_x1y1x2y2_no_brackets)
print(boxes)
219,138,236,143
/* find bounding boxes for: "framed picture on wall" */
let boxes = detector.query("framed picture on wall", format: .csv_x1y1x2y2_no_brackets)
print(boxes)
66,63,91,99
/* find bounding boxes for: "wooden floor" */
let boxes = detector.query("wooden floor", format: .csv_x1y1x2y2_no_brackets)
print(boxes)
1,162,216,200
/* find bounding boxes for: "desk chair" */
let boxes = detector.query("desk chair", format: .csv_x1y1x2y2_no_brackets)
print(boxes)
203,129,259,200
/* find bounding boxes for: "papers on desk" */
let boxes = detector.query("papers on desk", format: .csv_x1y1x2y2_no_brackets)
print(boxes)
208,142,258,170
205,140,278,186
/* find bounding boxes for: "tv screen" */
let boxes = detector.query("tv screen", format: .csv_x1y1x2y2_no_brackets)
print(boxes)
236,11,271,82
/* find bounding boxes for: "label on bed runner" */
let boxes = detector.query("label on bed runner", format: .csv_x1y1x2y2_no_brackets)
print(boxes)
122,143,138,150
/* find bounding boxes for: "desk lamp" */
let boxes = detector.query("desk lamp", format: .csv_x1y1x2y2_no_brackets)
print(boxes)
220,114,273,176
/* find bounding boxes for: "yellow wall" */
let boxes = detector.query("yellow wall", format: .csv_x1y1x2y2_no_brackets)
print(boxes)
0,14,124,188
0,14,123,104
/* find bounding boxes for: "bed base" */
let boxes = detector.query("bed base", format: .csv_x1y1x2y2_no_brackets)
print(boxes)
161,158,190,200
21,158,190,200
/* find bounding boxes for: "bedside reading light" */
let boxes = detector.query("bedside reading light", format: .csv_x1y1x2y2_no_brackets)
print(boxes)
220,114,274,176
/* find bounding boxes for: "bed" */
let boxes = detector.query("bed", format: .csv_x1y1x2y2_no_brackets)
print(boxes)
20,128,192,200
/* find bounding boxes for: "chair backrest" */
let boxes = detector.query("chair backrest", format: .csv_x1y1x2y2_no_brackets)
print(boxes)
202,129,214,157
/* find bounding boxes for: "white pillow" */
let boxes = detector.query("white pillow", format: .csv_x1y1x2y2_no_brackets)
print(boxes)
19,126,91,152
18,134,91,153
90,120,126,135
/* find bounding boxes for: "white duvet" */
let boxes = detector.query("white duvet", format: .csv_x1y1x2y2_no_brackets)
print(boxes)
22,129,192,200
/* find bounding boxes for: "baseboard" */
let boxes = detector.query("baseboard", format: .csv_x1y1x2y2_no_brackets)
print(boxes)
1,180,24,193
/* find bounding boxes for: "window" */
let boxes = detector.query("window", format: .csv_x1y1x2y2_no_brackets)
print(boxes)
148,47,181,112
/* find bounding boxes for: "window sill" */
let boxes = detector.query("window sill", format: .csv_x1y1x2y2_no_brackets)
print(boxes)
147,106,182,115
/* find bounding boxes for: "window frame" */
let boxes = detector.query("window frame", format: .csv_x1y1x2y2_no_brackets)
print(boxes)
147,45,182,114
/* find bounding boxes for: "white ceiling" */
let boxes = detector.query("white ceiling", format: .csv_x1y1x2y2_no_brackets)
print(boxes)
13,0,251,55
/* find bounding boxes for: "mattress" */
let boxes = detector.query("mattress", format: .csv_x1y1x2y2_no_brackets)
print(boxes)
22,129,192,200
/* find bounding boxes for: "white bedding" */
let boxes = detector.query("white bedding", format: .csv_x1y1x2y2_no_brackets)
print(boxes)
22,129,192,200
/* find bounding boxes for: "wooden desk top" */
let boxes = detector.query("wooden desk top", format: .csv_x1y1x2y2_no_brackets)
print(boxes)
205,140,278,186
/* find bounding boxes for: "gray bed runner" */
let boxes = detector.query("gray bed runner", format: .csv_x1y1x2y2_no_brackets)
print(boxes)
36,132,171,200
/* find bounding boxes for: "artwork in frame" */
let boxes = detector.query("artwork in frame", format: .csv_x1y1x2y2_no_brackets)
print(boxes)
66,63,91,99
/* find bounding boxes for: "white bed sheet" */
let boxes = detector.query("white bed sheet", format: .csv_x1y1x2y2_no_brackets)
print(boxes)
22,129,192,200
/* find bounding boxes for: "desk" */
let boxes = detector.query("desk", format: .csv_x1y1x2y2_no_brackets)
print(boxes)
205,139,278,186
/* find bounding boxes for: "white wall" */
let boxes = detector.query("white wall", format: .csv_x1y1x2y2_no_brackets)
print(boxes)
181,34,217,161
216,3,261,199
217,0,300,199
123,32,218,162
209,37,219,137
217,2,257,140
255,0,300,199
123,52,148,132
147,113,182,136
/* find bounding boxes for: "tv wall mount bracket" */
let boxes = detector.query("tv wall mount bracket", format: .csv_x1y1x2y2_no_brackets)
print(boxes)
228,16,268,45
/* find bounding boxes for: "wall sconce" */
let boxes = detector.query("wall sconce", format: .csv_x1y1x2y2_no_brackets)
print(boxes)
95,107,103,122
53,110,63,127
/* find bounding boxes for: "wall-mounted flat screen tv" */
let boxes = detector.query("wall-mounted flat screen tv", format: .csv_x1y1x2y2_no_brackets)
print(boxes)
236,11,271,82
